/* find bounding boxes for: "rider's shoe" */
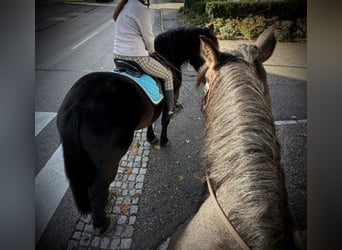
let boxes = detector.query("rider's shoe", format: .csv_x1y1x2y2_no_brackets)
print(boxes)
168,102,184,119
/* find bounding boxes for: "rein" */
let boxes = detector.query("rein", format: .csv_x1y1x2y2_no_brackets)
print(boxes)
206,175,250,250
153,51,202,110
154,51,196,78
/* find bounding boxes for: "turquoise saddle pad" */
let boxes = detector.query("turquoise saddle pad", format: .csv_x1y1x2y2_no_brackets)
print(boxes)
114,71,164,105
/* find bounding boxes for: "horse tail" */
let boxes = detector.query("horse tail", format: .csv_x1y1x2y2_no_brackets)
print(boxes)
57,106,95,215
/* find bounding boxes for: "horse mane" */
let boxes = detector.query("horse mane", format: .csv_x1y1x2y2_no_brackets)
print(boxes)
203,59,294,248
156,25,217,46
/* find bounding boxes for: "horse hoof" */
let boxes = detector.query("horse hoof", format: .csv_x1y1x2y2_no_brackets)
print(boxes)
148,137,160,146
93,217,117,236
160,140,170,147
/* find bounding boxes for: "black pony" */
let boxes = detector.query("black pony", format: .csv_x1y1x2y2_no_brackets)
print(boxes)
152,24,217,146
57,25,217,234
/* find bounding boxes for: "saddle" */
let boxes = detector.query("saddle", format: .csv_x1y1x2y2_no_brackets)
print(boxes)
114,59,143,77
113,59,164,105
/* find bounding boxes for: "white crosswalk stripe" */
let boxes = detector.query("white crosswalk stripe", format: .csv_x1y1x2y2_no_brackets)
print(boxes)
35,112,57,136
35,112,69,244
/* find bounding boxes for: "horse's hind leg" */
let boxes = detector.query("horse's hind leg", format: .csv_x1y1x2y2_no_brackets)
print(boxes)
88,146,130,235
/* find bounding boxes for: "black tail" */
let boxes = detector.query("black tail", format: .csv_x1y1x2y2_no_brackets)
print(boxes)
57,107,95,215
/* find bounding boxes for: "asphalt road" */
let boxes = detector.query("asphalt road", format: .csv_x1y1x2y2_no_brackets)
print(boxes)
35,1,306,249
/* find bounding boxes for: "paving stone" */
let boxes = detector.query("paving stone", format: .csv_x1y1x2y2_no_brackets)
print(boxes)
76,221,84,231
129,189,136,196
72,231,82,240
135,182,144,189
122,189,128,196
128,174,136,181
121,182,128,189
117,215,127,225
110,238,121,249
139,168,147,174
128,181,135,188
114,224,125,236
115,181,122,187
91,236,101,248
120,238,132,249
129,216,136,225
122,175,128,182
115,197,123,205
123,225,134,238
132,197,139,204
99,237,110,249
136,174,145,182
130,205,138,214
83,224,93,233
79,232,92,246
142,156,149,163
123,197,131,204
133,161,141,168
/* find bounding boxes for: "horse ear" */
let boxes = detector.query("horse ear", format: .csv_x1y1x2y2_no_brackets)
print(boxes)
208,24,214,35
199,35,220,70
254,26,277,63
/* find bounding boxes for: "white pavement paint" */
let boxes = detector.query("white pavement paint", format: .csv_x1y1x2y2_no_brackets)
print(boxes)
71,20,113,50
71,31,99,50
35,145,68,244
35,111,69,244
274,119,307,126
35,112,57,136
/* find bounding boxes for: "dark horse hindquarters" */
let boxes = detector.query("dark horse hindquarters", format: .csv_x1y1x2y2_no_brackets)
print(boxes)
57,72,161,233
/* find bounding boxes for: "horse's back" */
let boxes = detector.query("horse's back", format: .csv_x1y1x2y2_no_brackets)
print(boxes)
57,71,163,145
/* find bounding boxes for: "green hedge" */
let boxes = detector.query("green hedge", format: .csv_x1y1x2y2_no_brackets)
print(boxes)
204,0,306,19
180,0,307,41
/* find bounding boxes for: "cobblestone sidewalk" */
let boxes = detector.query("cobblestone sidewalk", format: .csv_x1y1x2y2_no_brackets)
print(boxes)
67,128,151,250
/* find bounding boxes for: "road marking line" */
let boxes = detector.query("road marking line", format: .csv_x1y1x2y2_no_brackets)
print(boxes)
35,145,69,244
71,31,98,49
274,119,307,126
35,112,57,136
71,19,113,50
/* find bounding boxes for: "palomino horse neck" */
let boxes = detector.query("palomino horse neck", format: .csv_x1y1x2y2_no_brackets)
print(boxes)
168,27,302,249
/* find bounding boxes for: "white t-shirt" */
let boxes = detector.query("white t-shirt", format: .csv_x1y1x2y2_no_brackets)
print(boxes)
113,0,155,57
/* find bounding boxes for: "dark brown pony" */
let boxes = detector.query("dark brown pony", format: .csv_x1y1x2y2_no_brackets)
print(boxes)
167,27,304,249
57,26,217,234
151,24,217,146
